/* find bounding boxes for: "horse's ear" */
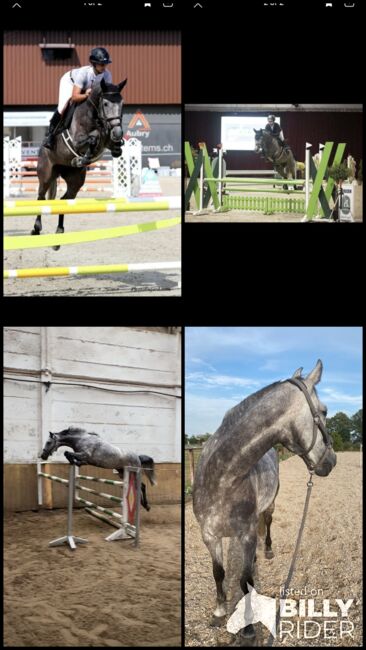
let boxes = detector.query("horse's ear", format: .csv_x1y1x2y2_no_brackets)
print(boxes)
49,431,55,438
305,359,323,387
118,78,127,92
292,366,303,379
100,77,107,91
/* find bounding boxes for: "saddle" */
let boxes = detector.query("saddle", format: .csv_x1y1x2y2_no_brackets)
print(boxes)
56,99,77,135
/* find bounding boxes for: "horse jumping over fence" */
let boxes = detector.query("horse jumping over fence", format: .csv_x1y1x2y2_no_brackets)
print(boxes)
40,427,156,511
254,128,297,189
193,360,336,641
32,77,127,249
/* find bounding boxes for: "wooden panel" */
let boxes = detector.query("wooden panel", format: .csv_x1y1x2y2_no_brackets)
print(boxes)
4,463,181,512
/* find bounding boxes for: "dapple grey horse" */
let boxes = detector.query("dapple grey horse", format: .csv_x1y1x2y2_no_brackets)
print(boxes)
40,427,157,511
193,360,336,640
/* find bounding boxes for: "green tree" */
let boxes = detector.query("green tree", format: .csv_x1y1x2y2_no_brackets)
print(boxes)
327,412,353,443
330,430,344,451
350,409,363,443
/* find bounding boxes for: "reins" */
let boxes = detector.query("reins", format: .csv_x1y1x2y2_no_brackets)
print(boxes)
266,469,315,647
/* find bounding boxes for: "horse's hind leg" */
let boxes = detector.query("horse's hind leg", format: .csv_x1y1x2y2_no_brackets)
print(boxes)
31,152,57,235
264,502,275,559
202,531,227,626
52,168,87,250
141,482,150,511
238,521,258,639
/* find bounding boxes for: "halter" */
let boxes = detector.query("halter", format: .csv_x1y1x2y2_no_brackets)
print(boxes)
287,377,333,471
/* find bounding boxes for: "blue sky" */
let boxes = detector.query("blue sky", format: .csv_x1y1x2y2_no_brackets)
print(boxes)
185,327,362,436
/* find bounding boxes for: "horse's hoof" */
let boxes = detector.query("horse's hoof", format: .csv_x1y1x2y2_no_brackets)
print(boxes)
31,229,40,236
265,550,274,559
53,227,64,251
241,624,256,638
210,614,226,627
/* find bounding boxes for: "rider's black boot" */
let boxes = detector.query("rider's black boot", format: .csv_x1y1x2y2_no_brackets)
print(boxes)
43,111,61,150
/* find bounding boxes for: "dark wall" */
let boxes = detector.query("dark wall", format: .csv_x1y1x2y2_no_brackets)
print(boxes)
184,111,363,169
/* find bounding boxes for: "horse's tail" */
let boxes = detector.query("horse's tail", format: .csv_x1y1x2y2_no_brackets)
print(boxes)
47,179,57,201
138,455,157,486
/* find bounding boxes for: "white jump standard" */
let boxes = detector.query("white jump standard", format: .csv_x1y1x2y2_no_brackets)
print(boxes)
75,467,142,545
38,464,89,550
37,462,142,549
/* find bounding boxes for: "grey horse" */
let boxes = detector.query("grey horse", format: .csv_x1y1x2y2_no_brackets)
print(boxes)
193,359,336,640
40,427,157,510
254,128,297,188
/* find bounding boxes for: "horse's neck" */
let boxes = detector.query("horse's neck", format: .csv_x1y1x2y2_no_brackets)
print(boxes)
217,426,279,479
72,102,98,132
57,432,86,452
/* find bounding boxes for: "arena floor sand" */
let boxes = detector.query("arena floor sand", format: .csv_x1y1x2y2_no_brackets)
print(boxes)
5,504,181,647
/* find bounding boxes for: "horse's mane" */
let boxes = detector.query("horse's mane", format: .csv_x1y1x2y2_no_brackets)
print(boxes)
217,374,320,435
66,427,100,437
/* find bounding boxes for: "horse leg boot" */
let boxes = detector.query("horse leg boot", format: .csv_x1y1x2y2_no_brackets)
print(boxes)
202,532,227,626
238,523,258,640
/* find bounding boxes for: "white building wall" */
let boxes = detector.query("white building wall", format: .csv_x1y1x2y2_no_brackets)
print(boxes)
4,326,181,464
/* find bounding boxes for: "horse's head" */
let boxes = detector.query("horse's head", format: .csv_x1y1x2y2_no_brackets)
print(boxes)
253,128,264,153
138,454,157,486
282,360,336,476
39,428,73,459
91,77,127,143
39,431,61,459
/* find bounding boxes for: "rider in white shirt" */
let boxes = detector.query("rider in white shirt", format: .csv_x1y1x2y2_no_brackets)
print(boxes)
43,47,113,149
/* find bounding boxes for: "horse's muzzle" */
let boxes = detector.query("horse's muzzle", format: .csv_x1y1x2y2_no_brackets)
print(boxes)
110,126,123,142
40,452,49,460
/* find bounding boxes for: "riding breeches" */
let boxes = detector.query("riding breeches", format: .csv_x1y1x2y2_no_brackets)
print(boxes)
57,72,74,114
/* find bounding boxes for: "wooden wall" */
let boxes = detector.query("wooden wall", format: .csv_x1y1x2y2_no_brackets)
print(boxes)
4,463,181,512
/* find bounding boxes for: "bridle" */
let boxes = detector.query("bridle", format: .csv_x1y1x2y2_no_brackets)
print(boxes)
287,377,333,471
87,91,123,132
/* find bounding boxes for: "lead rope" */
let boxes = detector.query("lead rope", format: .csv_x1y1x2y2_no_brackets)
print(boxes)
266,470,314,647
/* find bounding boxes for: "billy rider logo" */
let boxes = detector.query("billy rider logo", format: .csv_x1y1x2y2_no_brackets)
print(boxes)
227,584,355,641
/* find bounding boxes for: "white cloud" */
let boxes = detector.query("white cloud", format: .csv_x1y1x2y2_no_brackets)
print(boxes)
320,387,362,406
185,393,240,436
189,357,217,372
186,371,260,390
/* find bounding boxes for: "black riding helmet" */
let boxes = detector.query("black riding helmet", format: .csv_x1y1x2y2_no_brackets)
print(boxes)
89,47,112,64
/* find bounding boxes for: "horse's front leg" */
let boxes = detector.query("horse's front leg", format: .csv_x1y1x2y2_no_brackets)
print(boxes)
64,450,90,467
202,530,227,626
72,133,99,167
